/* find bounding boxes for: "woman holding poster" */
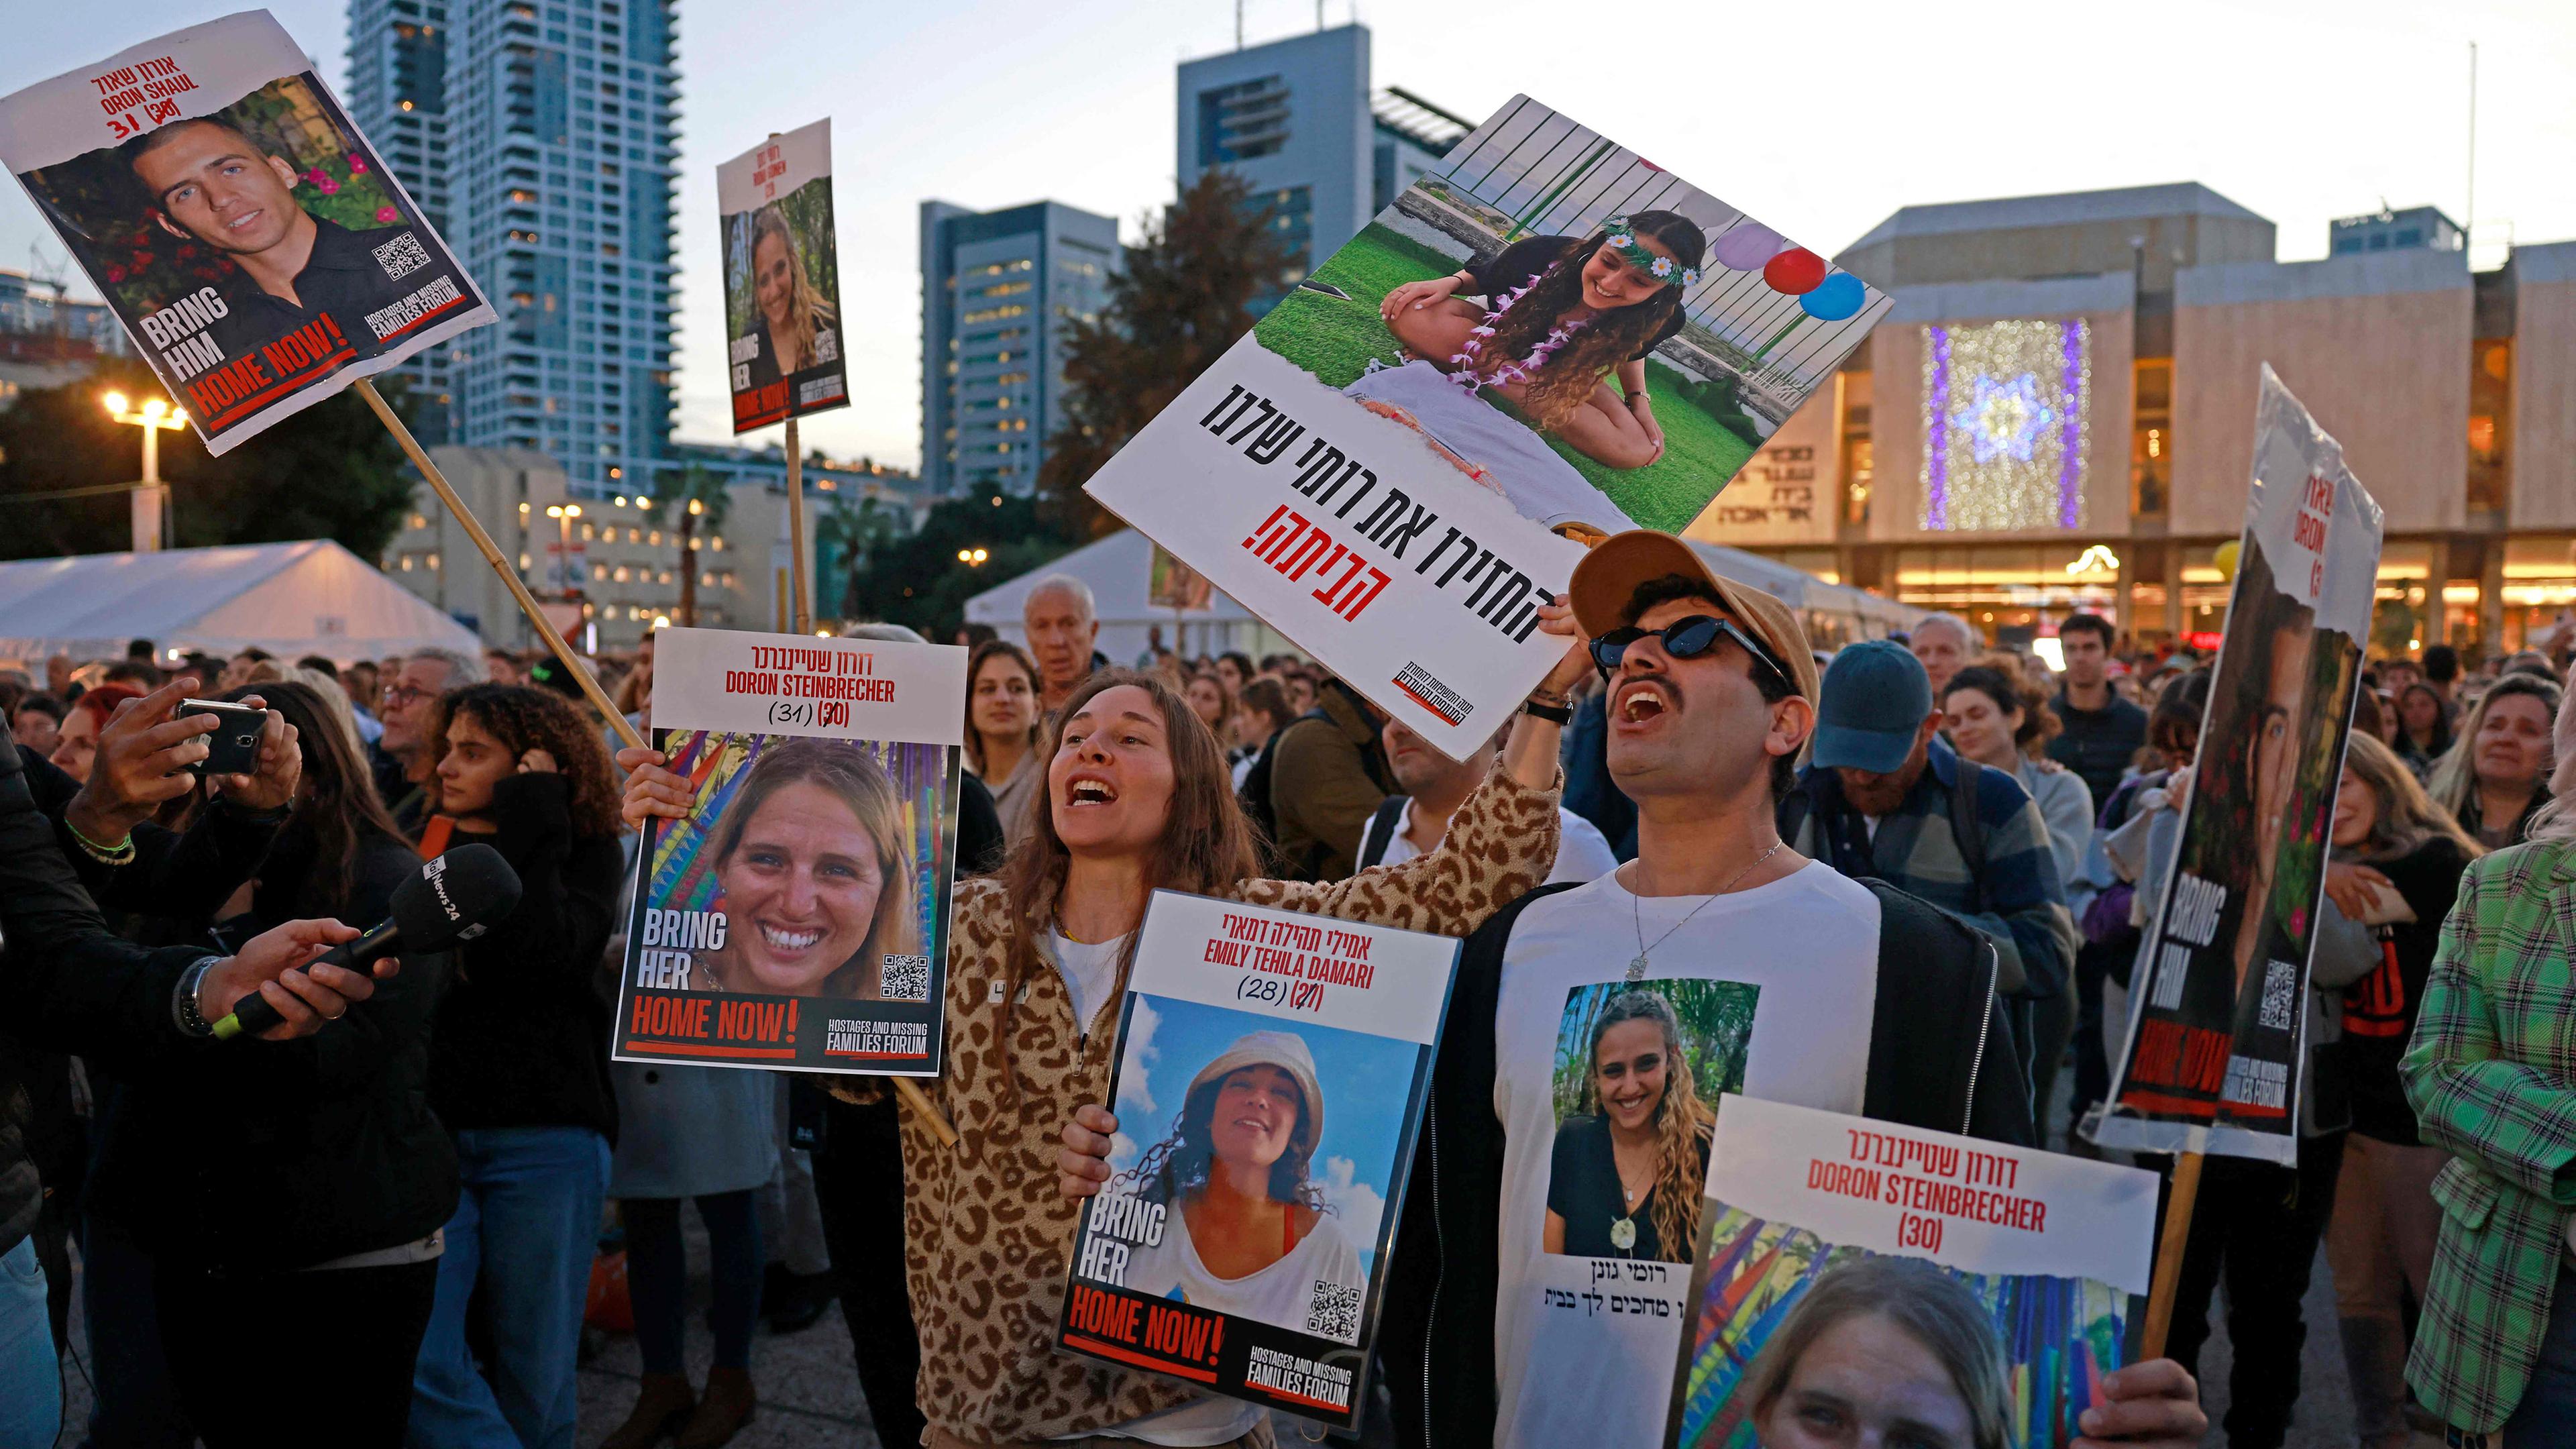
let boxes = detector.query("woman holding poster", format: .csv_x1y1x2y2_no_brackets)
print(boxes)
1542,989,1715,1262
1117,1032,1368,1340
686,737,921,999
621,600,1587,1446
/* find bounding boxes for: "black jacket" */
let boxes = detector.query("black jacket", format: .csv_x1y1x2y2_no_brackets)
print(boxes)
1377,879,2033,1449
0,724,245,1254
83,824,460,1271
426,773,623,1144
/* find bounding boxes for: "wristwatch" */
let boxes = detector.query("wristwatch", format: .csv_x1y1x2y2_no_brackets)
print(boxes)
173,954,223,1037
1521,696,1574,725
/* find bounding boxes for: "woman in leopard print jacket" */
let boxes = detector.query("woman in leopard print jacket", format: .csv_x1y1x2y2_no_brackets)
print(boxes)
621,612,1589,1449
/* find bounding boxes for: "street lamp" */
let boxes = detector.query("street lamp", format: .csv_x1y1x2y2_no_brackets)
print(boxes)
544,503,582,596
103,390,187,552
956,547,989,566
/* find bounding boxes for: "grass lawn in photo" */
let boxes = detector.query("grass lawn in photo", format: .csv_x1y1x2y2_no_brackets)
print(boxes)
1256,223,1761,534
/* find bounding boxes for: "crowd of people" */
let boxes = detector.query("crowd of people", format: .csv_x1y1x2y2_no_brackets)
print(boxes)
3,541,2576,1448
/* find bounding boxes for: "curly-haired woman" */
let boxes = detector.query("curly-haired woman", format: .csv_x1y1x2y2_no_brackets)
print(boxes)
623,597,1587,1448
1117,1032,1366,1341
406,684,629,1449
743,205,839,388
1542,991,1714,1263
1354,211,1707,533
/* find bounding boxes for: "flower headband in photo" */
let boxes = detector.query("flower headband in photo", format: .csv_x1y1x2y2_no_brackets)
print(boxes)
1601,215,1700,288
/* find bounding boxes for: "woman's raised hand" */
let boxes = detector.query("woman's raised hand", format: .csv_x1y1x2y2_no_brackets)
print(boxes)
519,748,558,775
616,745,692,829
2324,861,2396,922
1058,1104,1118,1200
1380,274,1464,324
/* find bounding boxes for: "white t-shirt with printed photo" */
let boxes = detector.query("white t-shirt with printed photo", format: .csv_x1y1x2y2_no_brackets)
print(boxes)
1121,1200,1369,1344
1491,861,1881,1449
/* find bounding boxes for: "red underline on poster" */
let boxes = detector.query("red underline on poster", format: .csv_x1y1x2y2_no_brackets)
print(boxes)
735,403,790,429
374,288,474,342
202,350,358,427
1062,1334,1218,1384
624,1040,799,1060
1393,679,1446,717
1247,1380,1349,1413
2118,1089,2288,1120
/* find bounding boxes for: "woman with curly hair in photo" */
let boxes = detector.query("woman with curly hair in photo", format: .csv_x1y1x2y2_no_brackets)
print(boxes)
406,684,630,1449
1351,211,1708,533
743,203,840,387
1542,990,1715,1263
1115,1031,1367,1342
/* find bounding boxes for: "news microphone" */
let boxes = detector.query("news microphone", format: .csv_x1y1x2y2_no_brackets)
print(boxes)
213,843,523,1040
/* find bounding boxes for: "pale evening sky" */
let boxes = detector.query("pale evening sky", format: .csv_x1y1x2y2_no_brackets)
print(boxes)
3,0,2571,474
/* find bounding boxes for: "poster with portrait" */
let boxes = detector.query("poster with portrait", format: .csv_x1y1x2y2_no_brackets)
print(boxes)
1083,95,1890,759
1666,1097,2159,1449
0,11,494,455
614,627,967,1077
1055,891,1459,1430
719,119,847,431
2090,366,2383,1165
1147,543,1216,612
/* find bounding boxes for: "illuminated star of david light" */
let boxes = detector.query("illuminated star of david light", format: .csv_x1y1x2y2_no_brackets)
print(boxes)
1949,371,2058,466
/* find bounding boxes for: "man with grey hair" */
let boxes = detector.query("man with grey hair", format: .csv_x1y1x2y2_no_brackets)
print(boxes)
1020,574,1100,715
1907,611,1977,700
369,645,487,830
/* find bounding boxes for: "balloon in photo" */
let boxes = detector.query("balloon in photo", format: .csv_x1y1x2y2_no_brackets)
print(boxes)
1711,223,1787,272
1799,272,1868,321
1762,248,1827,296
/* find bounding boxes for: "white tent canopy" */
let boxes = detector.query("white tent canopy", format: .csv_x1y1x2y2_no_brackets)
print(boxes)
963,529,1295,664
0,540,482,668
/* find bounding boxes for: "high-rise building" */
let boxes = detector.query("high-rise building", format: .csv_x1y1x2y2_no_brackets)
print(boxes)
347,0,680,492
346,0,455,440
918,200,1118,499
2330,205,2467,258
1175,25,1467,288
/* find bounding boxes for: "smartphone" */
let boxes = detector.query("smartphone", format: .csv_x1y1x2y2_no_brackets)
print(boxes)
178,699,266,775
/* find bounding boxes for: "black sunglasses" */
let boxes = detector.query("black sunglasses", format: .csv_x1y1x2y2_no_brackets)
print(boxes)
1589,614,1789,686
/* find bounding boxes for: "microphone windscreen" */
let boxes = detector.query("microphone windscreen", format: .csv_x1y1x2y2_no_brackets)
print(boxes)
390,843,525,951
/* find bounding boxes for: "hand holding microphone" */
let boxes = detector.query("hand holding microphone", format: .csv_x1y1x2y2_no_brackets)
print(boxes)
196,918,372,1041
213,844,525,1040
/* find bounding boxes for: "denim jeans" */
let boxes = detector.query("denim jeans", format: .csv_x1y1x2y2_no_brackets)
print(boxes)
0,1238,61,1449
408,1126,610,1449
2502,1263,2576,1446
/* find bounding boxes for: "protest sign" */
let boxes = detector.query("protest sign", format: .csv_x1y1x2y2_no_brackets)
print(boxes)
718,119,847,432
1667,1097,2159,1449
2092,366,2383,1167
1147,543,1216,611
1056,891,1458,1430
614,626,967,1077
0,11,494,455
1083,95,1888,757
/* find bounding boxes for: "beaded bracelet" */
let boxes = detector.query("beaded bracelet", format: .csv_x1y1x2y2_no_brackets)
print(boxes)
65,818,136,866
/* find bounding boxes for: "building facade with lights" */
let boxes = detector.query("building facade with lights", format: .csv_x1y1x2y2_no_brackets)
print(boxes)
1175,24,1468,303
918,200,1120,499
1688,183,2576,661
382,445,923,649
348,0,680,492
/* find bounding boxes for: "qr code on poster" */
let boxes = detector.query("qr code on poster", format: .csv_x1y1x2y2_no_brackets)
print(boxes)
2257,958,2299,1031
1307,1280,1362,1341
372,231,432,280
879,954,932,1003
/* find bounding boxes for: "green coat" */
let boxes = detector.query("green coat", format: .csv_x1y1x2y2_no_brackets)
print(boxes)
2402,837,2576,1432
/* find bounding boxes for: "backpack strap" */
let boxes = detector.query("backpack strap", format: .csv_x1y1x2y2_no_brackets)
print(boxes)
1358,796,1410,871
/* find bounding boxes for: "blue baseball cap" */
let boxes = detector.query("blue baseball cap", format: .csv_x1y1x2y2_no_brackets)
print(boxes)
1811,640,1932,775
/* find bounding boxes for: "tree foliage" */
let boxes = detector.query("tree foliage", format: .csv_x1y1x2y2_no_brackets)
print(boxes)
1036,170,1294,539
841,490,1075,641
0,357,417,561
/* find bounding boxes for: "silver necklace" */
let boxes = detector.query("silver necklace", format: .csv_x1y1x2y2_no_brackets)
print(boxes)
1626,842,1785,982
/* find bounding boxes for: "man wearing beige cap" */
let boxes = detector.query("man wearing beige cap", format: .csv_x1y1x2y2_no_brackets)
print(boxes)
1373,531,2210,1449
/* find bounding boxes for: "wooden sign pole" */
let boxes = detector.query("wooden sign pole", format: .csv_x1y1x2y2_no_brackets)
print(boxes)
785,416,812,633
358,380,955,1146
2137,1148,2204,1358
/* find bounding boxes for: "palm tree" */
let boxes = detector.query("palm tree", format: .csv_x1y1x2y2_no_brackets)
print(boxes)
649,462,731,627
